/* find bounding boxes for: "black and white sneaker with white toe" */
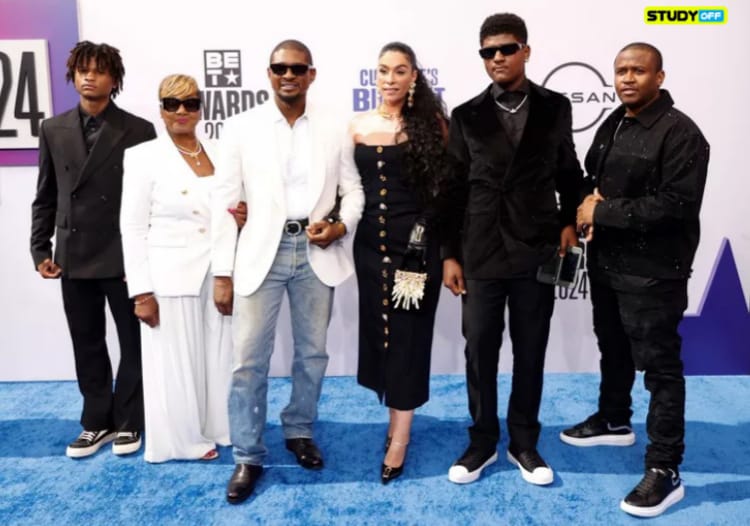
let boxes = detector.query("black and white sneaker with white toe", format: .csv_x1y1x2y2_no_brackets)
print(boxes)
448,444,498,484
620,468,684,517
112,431,142,455
507,447,554,485
66,429,116,458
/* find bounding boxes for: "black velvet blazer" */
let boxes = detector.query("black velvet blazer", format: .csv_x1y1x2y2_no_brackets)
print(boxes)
442,82,583,279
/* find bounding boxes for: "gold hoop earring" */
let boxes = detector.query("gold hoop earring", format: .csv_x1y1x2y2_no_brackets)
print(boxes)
407,82,416,109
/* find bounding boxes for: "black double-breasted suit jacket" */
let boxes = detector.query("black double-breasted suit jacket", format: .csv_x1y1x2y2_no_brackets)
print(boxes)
31,102,156,278
442,82,583,278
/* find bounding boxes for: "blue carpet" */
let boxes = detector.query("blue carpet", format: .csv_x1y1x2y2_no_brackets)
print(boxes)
1,374,748,525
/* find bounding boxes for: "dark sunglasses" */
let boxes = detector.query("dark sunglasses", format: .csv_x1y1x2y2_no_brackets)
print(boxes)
161,97,201,112
269,63,311,76
478,43,525,59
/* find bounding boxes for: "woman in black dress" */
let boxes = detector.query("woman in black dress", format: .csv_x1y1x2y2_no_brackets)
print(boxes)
349,42,450,483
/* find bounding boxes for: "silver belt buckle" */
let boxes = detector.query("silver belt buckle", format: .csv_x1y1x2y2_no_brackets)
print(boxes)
285,220,303,236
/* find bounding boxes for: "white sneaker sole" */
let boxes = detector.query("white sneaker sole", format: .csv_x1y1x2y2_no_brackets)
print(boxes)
66,432,116,458
448,451,498,484
506,451,554,486
113,437,142,456
559,431,635,447
620,484,685,517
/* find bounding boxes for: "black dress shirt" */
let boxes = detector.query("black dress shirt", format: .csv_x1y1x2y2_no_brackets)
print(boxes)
79,104,108,153
491,80,530,149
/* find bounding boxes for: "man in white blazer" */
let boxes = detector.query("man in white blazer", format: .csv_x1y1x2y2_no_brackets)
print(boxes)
211,40,364,504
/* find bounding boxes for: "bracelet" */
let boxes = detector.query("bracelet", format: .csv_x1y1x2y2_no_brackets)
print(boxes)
134,294,155,305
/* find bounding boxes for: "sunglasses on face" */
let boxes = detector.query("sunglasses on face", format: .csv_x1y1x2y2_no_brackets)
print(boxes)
161,97,201,112
269,63,311,76
478,43,525,60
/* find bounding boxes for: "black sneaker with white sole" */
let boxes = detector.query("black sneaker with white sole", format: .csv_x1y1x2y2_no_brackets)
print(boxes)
507,447,554,485
447,444,498,484
66,429,116,458
560,413,635,447
113,431,142,455
620,468,684,517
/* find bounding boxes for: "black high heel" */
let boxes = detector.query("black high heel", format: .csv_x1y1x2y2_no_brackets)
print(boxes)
381,440,408,485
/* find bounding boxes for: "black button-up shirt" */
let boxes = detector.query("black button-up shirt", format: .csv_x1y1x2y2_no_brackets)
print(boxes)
491,79,530,149
79,104,109,153
585,90,710,280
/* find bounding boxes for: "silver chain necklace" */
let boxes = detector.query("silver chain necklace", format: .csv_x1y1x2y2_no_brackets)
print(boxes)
495,94,528,114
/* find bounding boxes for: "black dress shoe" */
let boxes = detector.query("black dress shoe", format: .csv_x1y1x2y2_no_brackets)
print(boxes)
285,438,324,470
226,463,263,504
381,439,408,484
381,463,403,484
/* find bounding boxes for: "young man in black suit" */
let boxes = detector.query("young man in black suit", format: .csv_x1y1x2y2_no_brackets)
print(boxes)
30,41,156,458
442,13,583,486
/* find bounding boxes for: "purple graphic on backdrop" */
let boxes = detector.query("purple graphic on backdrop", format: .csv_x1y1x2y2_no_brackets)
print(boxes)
0,0,79,166
680,239,750,375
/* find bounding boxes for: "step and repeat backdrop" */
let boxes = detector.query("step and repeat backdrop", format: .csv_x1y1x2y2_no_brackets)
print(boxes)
1,0,748,380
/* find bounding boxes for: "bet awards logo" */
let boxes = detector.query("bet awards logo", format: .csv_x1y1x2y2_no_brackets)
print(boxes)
542,62,617,133
352,67,446,111
201,50,269,139
205,49,242,87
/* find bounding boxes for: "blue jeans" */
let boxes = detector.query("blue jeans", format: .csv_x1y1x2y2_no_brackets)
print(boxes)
229,233,333,465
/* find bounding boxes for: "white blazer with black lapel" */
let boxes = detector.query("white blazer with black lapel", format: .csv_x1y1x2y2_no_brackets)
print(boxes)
30,102,156,278
121,136,220,298
211,101,364,297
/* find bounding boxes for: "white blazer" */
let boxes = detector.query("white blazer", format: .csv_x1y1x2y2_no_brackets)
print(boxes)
121,135,221,297
211,101,364,296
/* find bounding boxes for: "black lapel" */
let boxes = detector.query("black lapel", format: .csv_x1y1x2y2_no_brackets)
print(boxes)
57,108,88,176
467,87,515,173
510,83,556,169
74,102,127,190
469,86,504,138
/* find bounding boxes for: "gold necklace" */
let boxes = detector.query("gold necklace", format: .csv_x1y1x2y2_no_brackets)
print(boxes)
175,141,203,166
377,105,401,121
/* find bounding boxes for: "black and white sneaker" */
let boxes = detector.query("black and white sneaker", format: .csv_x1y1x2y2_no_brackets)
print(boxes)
112,431,142,456
620,468,684,517
66,429,116,458
559,413,635,447
448,444,498,484
507,447,554,485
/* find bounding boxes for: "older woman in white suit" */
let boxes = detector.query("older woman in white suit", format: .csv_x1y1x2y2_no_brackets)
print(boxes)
121,74,239,462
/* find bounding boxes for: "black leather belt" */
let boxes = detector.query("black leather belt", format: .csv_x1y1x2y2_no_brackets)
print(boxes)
284,218,309,235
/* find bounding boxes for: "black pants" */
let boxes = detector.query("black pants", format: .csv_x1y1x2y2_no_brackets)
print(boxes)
462,277,554,452
590,274,687,470
61,277,143,431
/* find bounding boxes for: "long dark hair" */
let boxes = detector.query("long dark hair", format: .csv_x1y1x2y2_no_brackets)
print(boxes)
379,42,450,206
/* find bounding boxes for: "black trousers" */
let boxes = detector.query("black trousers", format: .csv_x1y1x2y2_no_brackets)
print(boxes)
590,274,687,470
61,277,143,431
462,277,554,452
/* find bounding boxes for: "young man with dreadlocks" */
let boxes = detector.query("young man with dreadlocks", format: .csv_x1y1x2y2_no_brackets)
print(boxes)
31,41,156,458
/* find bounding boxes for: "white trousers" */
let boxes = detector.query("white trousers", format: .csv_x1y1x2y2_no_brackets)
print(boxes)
141,273,232,462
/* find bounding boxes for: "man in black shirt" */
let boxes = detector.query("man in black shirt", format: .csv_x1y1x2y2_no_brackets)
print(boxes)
31,41,156,458
561,43,709,517
442,13,583,486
